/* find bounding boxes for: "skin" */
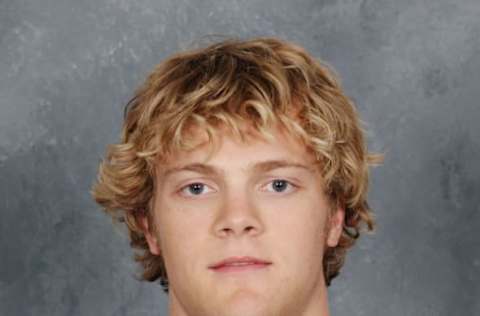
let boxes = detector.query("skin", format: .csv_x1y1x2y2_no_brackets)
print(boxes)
138,124,345,316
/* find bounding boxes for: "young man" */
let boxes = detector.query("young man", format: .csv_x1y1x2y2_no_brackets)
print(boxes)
92,36,382,316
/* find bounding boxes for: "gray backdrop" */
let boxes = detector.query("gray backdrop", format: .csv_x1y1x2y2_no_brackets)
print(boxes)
1,0,479,315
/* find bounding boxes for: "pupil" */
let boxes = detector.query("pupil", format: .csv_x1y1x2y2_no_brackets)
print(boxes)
189,183,204,194
273,180,287,192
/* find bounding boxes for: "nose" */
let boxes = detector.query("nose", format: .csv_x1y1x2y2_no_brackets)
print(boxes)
212,190,264,238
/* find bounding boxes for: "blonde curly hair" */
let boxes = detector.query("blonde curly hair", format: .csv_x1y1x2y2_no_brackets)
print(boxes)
91,36,383,293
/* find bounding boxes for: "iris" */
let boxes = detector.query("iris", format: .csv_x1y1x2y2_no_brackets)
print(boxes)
187,183,205,195
271,180,288,192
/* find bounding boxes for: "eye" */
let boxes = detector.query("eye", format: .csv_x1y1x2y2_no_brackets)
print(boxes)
263,179,297,193
179,182,214,197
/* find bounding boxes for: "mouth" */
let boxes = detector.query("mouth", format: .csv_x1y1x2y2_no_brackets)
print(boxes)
208,256,272,273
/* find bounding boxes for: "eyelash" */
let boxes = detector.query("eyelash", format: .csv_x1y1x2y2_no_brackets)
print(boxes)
178,179,298,197
262,179,298,194
178,182,215,197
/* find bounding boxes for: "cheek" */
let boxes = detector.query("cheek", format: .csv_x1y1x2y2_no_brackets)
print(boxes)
265,198,328,264
266,196,327,237
154,201,211,266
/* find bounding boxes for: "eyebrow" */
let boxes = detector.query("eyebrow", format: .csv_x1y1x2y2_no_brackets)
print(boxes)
161,159,316,179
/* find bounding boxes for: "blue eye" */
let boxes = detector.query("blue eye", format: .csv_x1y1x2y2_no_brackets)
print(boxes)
265,179,295,193
180,182,213,196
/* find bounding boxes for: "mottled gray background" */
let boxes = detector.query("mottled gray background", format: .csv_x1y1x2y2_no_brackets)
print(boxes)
1,0,479,315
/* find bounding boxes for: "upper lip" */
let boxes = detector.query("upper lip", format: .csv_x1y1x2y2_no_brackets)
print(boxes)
209,256,272,269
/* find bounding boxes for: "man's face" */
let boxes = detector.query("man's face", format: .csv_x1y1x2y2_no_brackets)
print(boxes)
141,124,344,316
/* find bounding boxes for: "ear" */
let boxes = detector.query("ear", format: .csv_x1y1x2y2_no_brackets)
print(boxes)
326,206,345,247
137,214,162,256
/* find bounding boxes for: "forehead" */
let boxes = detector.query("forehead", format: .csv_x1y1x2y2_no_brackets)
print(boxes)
159,121,317,168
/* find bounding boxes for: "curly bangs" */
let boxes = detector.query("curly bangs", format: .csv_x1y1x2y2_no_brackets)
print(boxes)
91,36,383,293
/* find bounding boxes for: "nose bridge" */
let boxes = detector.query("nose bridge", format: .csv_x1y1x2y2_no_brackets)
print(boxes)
212,184,263,238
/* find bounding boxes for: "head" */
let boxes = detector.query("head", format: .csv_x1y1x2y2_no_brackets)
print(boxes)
92,36,382,315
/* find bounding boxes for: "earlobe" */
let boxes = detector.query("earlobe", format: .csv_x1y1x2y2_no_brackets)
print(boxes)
137,214,161,256
326,207,345,247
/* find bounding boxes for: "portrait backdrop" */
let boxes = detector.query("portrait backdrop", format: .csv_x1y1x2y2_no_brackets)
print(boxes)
1,0,479,315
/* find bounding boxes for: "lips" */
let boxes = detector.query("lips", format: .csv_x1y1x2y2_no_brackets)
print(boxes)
209,256,272,269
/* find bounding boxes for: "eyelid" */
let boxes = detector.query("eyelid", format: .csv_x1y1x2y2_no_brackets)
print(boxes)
260,178,299,193
175,177,300,197
177,181,216,197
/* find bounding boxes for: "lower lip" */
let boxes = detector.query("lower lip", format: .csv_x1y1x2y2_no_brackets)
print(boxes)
211,263,271,273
